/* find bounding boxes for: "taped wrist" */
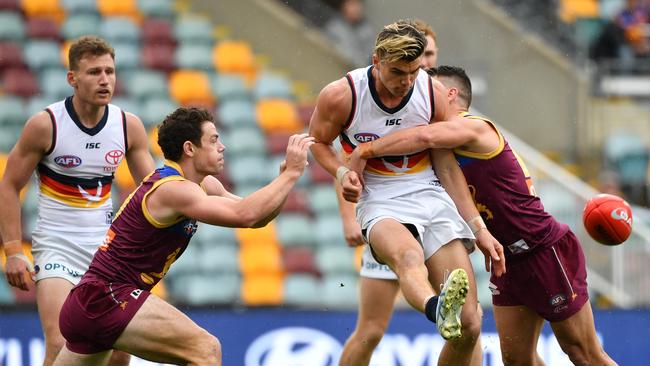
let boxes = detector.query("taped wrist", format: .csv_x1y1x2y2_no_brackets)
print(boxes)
468,216,487,235
336,166,350,185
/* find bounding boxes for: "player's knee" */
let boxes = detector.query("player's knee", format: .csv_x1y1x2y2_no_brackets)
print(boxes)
459,308,482,343
107,350,131,366
44,333,65,355
395,248,425,271
356,322,388,349
193,332,222,365
560,342,590,366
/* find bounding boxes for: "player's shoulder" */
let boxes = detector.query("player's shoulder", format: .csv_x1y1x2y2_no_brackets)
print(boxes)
318,77,352,108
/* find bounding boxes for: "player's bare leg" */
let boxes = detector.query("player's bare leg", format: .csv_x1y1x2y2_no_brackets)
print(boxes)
493,305,546,366
426,240,481,366
36,278,75,366
339,277,399,366
549,301,617,366
367,219,436,313
113,295,221,365
53,347,112,366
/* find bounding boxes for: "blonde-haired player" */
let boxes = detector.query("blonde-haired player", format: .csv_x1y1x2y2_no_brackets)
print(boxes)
310,20,504,365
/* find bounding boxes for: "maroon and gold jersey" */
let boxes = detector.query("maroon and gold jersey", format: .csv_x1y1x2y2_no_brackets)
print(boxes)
82,161,198,289
453,112,569,258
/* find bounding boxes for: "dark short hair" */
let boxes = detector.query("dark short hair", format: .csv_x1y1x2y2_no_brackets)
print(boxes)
427,65,472,108
157,107,215,161
68,36,115,71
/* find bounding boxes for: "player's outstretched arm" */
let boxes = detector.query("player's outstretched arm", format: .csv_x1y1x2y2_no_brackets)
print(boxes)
124,112,155,184
0,112,52,290
149,134,314,228
431,149,505,277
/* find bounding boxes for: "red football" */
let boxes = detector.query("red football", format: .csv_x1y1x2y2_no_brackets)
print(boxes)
582,194,633,245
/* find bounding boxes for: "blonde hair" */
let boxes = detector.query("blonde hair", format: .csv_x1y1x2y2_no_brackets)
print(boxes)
68,36,115,71
374,20,426,63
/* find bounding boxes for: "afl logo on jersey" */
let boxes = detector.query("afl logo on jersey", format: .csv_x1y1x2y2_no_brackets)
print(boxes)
354,133,379,143
54,155,82,168
104,149,124,165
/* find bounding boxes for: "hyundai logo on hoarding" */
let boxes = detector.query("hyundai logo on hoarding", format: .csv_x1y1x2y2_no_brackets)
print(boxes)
245,327,341,366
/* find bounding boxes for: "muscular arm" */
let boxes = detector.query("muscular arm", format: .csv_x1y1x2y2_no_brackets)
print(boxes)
309,78,363,202
124,112,155,184
432,149,505,276
308,78,352,176
148,134,313,228
0,112,52,289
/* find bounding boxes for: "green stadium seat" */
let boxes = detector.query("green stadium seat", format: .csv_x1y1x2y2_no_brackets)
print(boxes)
192,223,238,248
141,97,177,128
169,273,240,305
199,244,239,273
314,214,345,247
174,16,214,46
254,73,293,100
0,96,27,127
24,40,62,70
174,43,214,70
100,16,140,44
315,245,356,274
218,100,257,128
276,214,315,247
39,68,72,100
222,127,267,157
308,185,339,215
0,125,22,152
320,274,358,307
137,0,174,19
0,11,25,41
61,0,98,14
61,14,100,40
0,276,16,304
212,74,251,102
112,42,141,70
284,274,320,306
110,96,143,119
124,70,168,101
225,156,273,185
26,96,53,117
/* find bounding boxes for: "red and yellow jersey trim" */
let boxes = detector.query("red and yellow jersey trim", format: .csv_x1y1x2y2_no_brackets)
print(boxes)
365,150,432,176
39,174,112,208
453,112,505,160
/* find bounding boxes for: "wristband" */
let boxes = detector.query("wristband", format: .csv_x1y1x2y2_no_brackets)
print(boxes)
7,253,34,272
357,141,375,159
336,166,350,185
2,239,22,256
467,216,487,235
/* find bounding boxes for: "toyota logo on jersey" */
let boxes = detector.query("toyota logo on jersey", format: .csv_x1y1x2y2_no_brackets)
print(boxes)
105,150,124,165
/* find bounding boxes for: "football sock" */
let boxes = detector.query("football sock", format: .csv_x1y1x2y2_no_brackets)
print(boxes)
424,295,438,323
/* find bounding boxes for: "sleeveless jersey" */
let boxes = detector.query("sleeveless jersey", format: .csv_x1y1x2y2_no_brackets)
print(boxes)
36,97,127,233
453,112,569,258
341,66,439,201
82,162,198,290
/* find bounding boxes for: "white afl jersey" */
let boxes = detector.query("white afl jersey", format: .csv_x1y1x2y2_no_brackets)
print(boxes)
341,66,441,202
36,97,127,233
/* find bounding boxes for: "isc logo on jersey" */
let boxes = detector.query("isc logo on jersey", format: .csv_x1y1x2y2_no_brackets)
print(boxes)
54,155,82,168
354,133,379,143
245,327,341,366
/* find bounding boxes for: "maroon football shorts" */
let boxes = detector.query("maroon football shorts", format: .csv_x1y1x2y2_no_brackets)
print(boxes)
59,279,150,354
490,230,589,322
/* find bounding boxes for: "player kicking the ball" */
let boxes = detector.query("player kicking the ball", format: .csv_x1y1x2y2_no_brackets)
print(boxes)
346,66,617,366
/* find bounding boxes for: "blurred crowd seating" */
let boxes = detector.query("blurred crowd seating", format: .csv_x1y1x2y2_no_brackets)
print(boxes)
0,0,368,309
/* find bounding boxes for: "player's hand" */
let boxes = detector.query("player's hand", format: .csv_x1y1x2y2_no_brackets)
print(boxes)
283,134,315,175
347,148,367,184
474,229,506,277
342,217,365,247
341,171,363,203
4,253,35,291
